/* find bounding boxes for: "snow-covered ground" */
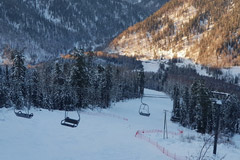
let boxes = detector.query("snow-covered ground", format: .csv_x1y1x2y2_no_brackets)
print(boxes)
142,60,160,72
0,89,239,160
142,59,240,82
142,59,210,76
222,66,240,77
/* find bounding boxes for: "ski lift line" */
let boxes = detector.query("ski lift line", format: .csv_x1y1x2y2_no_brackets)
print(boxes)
143,95,168,97
142,95,169,99
141,93,169,99
143,96,168,98
144,93,167,96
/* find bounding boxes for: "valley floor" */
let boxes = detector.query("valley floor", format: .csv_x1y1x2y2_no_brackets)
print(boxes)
0,89,239,160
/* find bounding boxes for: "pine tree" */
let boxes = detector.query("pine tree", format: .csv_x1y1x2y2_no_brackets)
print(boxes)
31,69,41,107
11,49,26,109
0,66,7,107
101,64,112,108
62,77,75,111
85,51,96,106
70,48,89,108
40,64,53,110
24,70,32,109
138,65,145,96
222,95,240,136
196,80,211,134
132,70,140,97
171,85,180,122
5,65,9,88
52,62,64,109
3,65,11,107
189,81,199,128
95,65,105,107
111,67,123,102
180,86,190,127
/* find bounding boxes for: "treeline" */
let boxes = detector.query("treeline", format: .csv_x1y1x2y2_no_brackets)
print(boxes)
145,60,240,136
171,80,240,136
0,48,144,110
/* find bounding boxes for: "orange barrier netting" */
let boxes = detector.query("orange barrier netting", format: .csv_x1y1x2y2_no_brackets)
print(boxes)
135,129,186,160
136,129,183,135
83,111,186,160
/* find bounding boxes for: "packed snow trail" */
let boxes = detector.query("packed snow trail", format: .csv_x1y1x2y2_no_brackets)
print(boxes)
0,89,239,160
0,89,173,160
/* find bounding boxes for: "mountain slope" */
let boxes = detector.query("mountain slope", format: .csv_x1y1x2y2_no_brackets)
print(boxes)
107,0,240,67
0,0,162,63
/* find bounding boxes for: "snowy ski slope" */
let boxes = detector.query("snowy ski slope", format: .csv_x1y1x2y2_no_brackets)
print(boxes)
0,89,239,160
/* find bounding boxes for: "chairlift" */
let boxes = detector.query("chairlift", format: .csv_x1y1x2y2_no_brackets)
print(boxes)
139,97,150,117
61,109,80,128
14,107,33,119
170,116,180,122
138,93,169,117
143,94,169,99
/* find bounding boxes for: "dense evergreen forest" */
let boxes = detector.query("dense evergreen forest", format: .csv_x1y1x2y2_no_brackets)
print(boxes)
1,47,240,137
0,0,167,63
0,48,144,110
145,59,240,136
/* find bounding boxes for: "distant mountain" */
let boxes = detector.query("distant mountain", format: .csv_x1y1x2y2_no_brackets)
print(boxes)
107,0,240,68
0,0,168,63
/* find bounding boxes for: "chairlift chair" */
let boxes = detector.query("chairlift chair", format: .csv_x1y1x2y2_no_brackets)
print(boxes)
138,93,169,117
61,109,80,128
139,97,150,117
14,108,33,119
139,103,151,117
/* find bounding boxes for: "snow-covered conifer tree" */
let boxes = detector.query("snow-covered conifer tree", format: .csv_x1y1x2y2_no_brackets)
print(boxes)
10,49,26,109
70,48,89,108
